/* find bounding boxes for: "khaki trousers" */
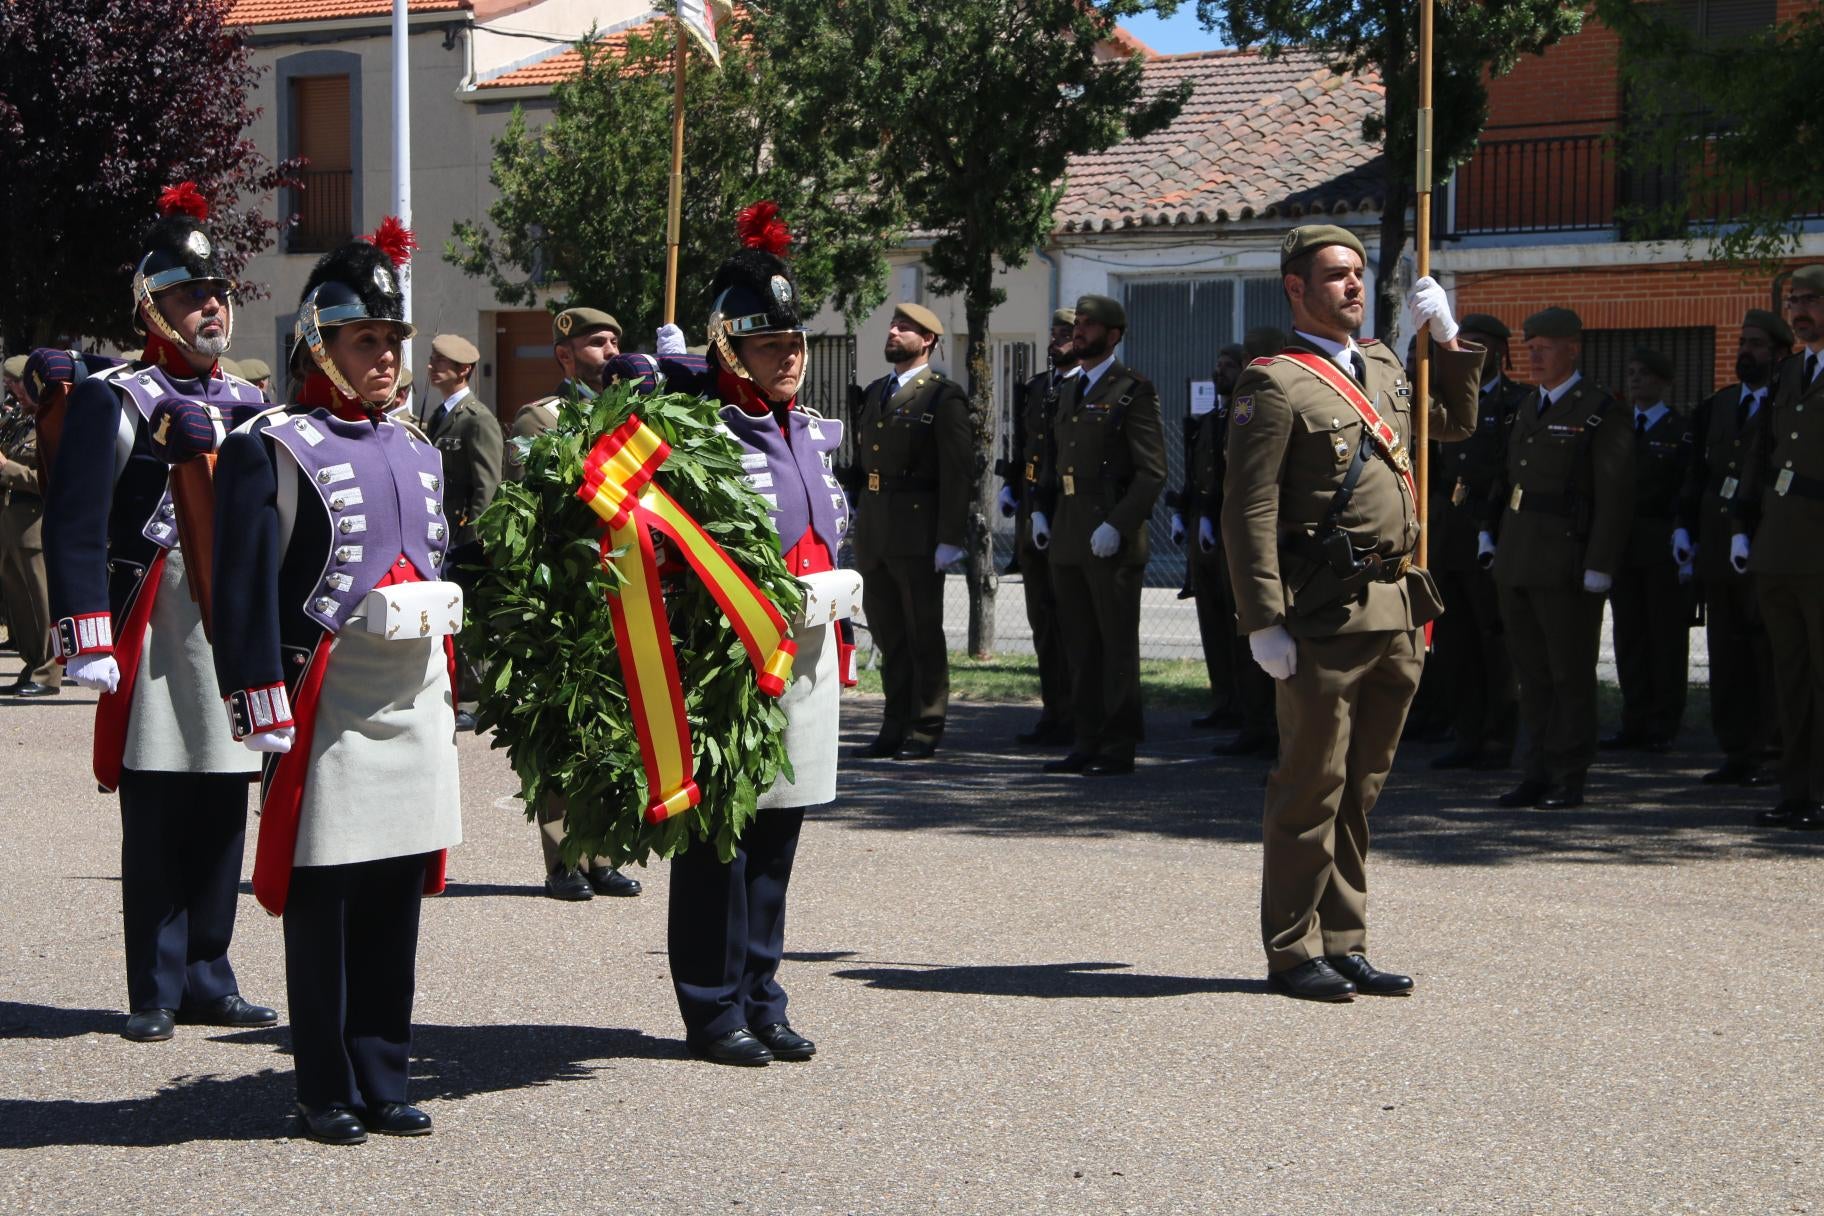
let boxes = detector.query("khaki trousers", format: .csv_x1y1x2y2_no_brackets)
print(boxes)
1191,543,1237,714
1018,520,1073,729
1262,628,1421,971
1703,572,1773,763
860,555,949,744
1051,559,1145,759
0,499,59,687
1500,584,1604,786
1756,573,1824,801
1609,560,1690,740
537,794,611,875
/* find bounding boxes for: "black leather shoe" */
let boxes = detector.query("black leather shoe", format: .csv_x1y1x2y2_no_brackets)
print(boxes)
298,1103,367,1146
177,994,278,1027
1083,755,1135,777
1498,780,1549,808
364,1102,433,1136
453,710,478,732
690,1027,773,1066
1703,760,1765,786
752,1022,816,1061
1015,721,1073,747
1327,953,1414,995
8,681,60,698
895,738,938,760
1043,751,1094,774
1429,747,1481,771
586,867,642,897
1267,958,1355,1002
544,867,593,901
856,735,902,759
1790,802,1824,831
1213,732,1276,758
1534,783,1584,810
123,1009,175,1042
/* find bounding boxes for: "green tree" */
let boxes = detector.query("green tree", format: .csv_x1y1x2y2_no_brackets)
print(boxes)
446,15,898,347
751,0,1190,654
1199,0,1583,336
1594,0,1821,265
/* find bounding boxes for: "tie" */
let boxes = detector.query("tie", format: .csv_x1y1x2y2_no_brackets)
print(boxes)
1635,412,1648,436
1348,351,1366,385
1737,392,1754,431
1807,352,1819,386
1538,389,1551,416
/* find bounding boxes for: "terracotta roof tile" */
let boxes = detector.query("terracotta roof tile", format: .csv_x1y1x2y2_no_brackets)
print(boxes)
473,20,659,89
223,0,467,26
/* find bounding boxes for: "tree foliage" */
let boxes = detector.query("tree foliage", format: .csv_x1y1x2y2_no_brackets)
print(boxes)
1595,0,1822,265
750,0,1190,653
446,14,899,345
0,0,296,351
1200,0,1582,335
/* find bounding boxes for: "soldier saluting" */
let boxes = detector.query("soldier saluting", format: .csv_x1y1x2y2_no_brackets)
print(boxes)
1221,225,1484,1002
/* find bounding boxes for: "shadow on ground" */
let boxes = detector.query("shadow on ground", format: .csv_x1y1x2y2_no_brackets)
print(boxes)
829,697,1824,868
0,1003,677,1149
829,959,1267,999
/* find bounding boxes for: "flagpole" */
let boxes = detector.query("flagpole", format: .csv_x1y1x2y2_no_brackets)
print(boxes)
392,0,413,372
1414,0,1435,569
663,17,687,327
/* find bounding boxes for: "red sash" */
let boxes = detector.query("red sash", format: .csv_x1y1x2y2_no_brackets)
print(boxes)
92,551,166,793
1262,351,1418,505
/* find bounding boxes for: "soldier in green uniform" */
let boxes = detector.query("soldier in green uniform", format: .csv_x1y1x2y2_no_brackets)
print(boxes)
1483,307,1634,810
1603,347,1694,753
1222,226,1483,1001
1427,313,1523,769
1035,294,1166,778
1179,344,1245,731
1676,309,1789,786
0,359,57,695
1733,266,1824,830
852,303,972,760
999,308,1079,746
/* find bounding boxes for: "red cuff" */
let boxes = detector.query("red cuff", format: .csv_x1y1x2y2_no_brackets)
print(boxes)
224,682,296,740
56,613,115,660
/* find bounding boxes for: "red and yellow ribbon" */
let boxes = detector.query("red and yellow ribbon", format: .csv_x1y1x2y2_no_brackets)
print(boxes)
576,416,796,823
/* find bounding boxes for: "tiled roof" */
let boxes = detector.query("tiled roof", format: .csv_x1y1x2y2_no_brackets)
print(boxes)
1057,48,1386,232
223,0,467,26
473,20,660,89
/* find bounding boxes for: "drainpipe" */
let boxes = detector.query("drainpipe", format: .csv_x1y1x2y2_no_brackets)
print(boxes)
1034,244,1060,313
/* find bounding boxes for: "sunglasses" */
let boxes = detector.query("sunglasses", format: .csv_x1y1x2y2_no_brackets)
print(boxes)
179,282,235,303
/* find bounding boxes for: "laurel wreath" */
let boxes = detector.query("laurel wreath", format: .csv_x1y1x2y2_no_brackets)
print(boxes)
465,381,803,867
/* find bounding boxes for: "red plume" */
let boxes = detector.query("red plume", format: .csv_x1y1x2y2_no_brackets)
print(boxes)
157,182,209,221
736,200,792,256
366,216,418,268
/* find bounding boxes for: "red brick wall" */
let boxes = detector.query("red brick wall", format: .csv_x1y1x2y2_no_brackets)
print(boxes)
1483,9,1622,136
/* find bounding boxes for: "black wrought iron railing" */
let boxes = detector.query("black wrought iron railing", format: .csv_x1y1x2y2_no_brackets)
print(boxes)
288,169,354,254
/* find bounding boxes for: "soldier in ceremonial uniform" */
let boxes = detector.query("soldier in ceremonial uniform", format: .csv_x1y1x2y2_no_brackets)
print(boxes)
1037,294,1166,777
852,303,971,760
211,224,462,1144
1603,347,1693,752
1427,314,1523,769
1178,343,1245,731
1482,307,1633,810
1222,225,1483,1001
998,308,1079,746
1676,309,1789,786
43,185,276,1042
1733,266,1824,830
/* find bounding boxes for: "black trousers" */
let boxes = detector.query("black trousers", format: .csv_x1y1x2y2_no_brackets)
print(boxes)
284,853,427,1110
1432,566,1517,752
1610,559,1690,740
1191,542,1237,714
1705,571,1773,763
668,808,804,1042
1017,528,1072,731
116,769,250,1013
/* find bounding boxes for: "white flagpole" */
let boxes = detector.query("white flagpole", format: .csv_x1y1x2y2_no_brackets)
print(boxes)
392,0,414,374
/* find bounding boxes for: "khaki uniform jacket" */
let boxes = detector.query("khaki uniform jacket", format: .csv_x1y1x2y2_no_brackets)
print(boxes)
1679,382,1769,582
1187,399,1226,527
0,413,41,508
1489,377,1634,588
1621,406,1693,569
1431,375,1524,571
850,366,972,562
1044,359,1166,567
1740,350,1824,577
426,392,504,546
1222,337,1484,637
1013,367,1071,551
505,378,592,482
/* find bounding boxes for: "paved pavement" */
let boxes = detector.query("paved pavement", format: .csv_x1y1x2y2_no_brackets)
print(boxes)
2,663,1818,1214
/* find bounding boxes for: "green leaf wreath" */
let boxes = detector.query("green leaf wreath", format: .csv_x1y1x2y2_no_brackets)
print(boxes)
464,381,804,868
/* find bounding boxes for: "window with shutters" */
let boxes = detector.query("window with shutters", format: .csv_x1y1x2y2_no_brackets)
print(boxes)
1582,327,1716,413
288,74,354,253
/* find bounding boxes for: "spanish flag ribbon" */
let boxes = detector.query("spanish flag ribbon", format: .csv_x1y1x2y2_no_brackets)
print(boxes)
576,416,796,823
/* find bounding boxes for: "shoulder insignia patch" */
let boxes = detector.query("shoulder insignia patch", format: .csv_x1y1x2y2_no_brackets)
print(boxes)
1233,396,1255,427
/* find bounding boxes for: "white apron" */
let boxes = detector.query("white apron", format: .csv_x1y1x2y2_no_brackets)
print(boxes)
756,620,839,811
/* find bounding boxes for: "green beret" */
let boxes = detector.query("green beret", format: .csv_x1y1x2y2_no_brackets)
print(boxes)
554,307,622,340
892,302,944,337
1279,224,1366,271
217,356,244,378
1243,326,1286,359
1051,308,1076,328
1630,345,1674,382
238,357,271,382
1074,294,1126,329
1743,308,1794,348
1458,313,1510,341
1522,307,1582,340
431,333,481,364
1790,265,1824,295
3,355,26,380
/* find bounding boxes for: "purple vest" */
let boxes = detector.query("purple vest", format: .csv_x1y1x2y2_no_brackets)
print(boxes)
718,406,849,554
112,365,266,549
265,410,450,634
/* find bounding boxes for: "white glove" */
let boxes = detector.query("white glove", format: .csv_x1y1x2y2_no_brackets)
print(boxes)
1730,533,1751,574
67,653,120,694
1089,522,1121,559
933,542,967,571
656,323,687,356
1677,560,1694,585
1671,527,1694,565
1031,511,1050,551
996,485,1017,518
244,726,296,755
1198,516,1216,554
1170,513,1186,545
1476,531,1496,570
1409,275,1458,344
1249,624,1297,680
1582,569,1613,594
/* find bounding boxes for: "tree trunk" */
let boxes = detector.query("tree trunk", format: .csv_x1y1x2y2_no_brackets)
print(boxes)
1376,173,1411,341
963,277,997,658
1375,0,1412,341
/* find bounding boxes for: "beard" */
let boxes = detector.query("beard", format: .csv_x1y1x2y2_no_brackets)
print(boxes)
884,336,924,364
1073,332,1111,362
191,328,230,357
1735,350,1766,385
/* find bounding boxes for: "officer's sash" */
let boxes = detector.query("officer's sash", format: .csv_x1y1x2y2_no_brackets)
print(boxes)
1259,352,1417,505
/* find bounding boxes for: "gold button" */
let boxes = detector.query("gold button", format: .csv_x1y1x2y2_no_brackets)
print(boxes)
1520,459,1528,467
871,444,880,451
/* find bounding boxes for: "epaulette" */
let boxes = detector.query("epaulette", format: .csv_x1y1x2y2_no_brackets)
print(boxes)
1359,338,1382,347
797,404,826,420
396,414,433,444
517,395,560,415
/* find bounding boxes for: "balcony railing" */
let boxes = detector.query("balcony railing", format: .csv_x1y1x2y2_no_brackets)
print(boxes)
288,169,354,254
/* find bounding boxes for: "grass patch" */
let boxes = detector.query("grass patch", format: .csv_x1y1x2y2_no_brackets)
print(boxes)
853,651,1214,710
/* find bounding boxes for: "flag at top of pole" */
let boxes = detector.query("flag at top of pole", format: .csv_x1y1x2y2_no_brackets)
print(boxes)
677,0,724,65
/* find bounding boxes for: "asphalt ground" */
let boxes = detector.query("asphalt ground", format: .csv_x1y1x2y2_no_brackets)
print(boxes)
2,662,1819,1215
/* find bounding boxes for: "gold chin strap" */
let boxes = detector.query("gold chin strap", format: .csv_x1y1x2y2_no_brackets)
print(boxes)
297,310,395,408
710,323,804,386
136,281,236,359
